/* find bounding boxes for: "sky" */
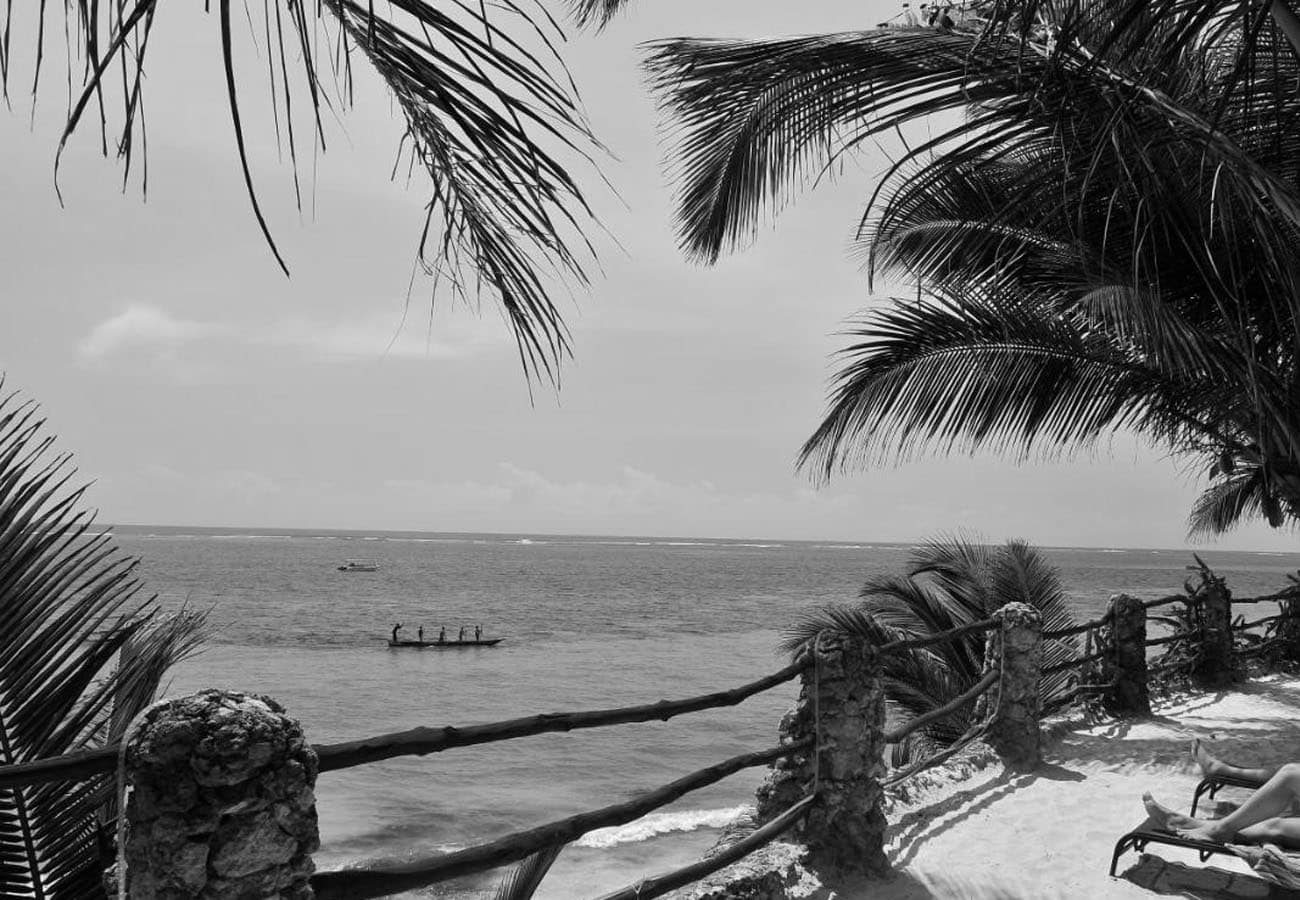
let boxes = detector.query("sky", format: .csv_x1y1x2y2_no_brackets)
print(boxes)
0,1,1295,551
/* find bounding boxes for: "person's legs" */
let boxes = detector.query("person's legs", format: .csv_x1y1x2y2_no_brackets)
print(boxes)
1145,764,1300,842
1193,739,1279,783
1237,816,1300,849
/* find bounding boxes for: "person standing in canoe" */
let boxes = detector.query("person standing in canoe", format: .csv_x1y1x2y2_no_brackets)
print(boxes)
438,626,446,643
475,624,482,641
418,626,424,643
391,623,402,643
458,625,466,641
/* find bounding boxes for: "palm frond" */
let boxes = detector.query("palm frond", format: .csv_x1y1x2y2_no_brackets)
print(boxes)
644,1,1300,533
1187,469,1278,538
566,0,635,30
493,843,564,900
0,381,207,900
11,1,605,384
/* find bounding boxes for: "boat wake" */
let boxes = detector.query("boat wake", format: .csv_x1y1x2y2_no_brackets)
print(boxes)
575,806,750,849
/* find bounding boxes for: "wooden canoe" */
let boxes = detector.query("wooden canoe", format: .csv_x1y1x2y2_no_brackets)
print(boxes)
387,639,503,648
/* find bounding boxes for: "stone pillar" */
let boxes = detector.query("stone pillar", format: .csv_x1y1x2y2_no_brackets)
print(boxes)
973,603,1041,772
1102,594,1151,716
755,633,888,878
1195,578,1235,687
121,690,319,899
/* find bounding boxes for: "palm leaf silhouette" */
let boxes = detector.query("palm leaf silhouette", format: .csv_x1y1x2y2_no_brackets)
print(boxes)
0,381,206,899
7,2,607,384
645,1,1300,533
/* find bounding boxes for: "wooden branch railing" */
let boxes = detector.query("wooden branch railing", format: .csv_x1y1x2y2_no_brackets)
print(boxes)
1144,631,1196,648
0,659,809,790
877,617,999,655
310,740,811,900
882,715,991,787
1232,587,1300,604
1238,637,1288,657
0,745,117,791
316,658,809,773
1042,616,1109,640
1041,679,1117,716
883,670,999,745
1042,648,1107,675
1232,615,1283,631
1143,595,1189,609
592,794,817,900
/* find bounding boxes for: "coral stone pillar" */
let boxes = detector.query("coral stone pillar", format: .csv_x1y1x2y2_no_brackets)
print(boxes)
973,602,1042,772
121,690,319,898
1196,578,1236,687
755,633,888,878
1102,594,1151,716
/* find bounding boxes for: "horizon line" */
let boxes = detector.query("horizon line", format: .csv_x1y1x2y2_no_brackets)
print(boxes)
101,522,1300,557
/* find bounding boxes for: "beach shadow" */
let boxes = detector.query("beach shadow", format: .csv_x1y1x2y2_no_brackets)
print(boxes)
1032,761,1086,782
1231,679,1300,708
1164,691,1233,717
1120,852,1300,899
889,772,1035,868
833,869,1066,900
1048,719,1300,774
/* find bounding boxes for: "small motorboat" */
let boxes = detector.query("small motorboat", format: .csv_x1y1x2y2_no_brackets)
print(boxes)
338,560,380,572
388,638,503,648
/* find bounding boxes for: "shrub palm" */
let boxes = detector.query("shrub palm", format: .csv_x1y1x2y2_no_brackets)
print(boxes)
782,536,1078,763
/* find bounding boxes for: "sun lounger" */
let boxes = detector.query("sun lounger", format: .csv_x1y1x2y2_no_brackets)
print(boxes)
1111,825,1300,890
1110,826,1238,876
1191,773,1264,816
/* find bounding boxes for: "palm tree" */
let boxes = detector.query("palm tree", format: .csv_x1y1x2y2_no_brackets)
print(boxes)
3,2,608,383
638,0,1300,536
782,535,1078,764
0,381,206,899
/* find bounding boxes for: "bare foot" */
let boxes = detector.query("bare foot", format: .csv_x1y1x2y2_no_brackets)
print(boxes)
1192,739,1226,777
1144,792,1201,832
1143,792,1231,842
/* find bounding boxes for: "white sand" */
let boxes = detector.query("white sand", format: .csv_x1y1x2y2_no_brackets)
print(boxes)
862,675,1300,899
682,675,1300,899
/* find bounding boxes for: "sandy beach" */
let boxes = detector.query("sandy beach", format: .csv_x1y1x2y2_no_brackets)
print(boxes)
874,674,1300,899
689,674,1300,900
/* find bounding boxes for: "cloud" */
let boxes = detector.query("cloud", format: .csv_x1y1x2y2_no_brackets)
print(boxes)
79,304,223,360
255,308,506,360
78,303,507,366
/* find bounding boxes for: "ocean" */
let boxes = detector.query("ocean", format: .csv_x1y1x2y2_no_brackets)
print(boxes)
116,526,1300,898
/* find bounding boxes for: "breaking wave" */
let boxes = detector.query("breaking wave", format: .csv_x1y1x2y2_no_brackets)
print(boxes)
575,806,749,849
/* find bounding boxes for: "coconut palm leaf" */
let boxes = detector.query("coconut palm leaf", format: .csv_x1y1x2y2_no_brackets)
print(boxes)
492,842,564,900
780,535,1079,765
1188,469,1280,537
643,2,1300,533
566,0,636,30
646,17,1300,267
0,382,207,900
7,1,605,384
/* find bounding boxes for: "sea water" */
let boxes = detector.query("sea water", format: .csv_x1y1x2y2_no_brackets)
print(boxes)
118,527,1300,898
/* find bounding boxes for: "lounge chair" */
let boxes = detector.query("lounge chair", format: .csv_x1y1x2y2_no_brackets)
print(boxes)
1110,826,1238,876
1191,772,1265,816
1111,825,1300,890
